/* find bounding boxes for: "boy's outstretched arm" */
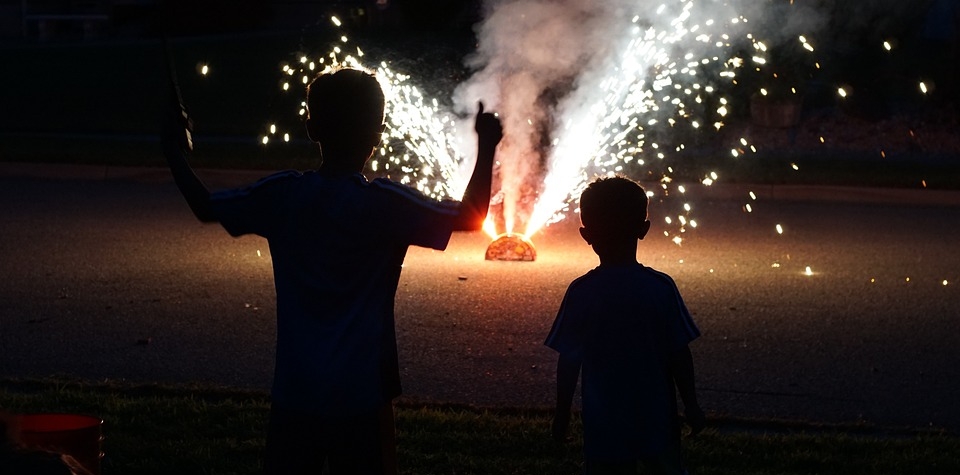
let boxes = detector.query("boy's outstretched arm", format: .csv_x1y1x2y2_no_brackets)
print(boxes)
451,102,502,231
670,345,706,436
552,353,581,443
162,76,217,223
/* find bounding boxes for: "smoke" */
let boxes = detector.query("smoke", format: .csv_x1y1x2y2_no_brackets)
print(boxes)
455,0,893,236
454,0,626,233
454,0,756,236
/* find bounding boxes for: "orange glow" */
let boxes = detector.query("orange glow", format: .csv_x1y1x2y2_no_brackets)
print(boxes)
485,234,537,262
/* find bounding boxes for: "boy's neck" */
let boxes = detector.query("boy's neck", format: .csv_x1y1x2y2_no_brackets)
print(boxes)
595,247,639,266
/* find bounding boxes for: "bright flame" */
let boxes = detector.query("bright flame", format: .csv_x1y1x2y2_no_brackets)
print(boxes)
269,7,824,242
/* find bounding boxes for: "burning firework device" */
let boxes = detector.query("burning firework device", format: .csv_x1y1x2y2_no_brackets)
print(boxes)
163,37,194,153
485,233,537,261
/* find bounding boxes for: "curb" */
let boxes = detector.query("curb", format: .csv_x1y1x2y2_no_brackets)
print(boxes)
2,161,959,207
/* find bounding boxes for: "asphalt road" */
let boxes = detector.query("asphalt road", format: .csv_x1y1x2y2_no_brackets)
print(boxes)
1,164,959,432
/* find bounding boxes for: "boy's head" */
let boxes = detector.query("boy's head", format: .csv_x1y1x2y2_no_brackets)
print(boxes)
578,176,651,252
305,68,386,170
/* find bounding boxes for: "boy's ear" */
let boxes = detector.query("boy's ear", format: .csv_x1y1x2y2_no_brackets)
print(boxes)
579,226,592,245
638,219,651,240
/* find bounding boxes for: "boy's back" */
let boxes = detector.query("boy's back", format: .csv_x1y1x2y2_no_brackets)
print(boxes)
546,176,703,474
211,170,459,415
547,262,699,460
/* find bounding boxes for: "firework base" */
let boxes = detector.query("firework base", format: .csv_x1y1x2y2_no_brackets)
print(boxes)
484,234,537,262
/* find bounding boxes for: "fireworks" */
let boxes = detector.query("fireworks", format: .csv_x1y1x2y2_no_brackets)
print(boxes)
260,2,944,263
270,6,778,248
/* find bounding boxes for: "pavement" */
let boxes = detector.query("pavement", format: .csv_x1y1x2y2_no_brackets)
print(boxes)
2,160,960,436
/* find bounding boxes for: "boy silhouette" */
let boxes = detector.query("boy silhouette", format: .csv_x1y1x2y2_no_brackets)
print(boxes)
546,176,705,475
162,68,503,475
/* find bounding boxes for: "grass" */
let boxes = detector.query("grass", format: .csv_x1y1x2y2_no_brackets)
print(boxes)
1,378,958,475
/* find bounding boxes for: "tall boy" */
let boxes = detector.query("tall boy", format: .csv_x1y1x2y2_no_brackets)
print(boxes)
546,176,705,475
163,68,503,474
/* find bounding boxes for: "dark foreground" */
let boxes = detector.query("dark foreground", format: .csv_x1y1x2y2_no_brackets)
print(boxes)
2,378,958,475
1,165,959,433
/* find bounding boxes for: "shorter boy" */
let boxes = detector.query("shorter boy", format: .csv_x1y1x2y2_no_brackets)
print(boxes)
546,176,705,475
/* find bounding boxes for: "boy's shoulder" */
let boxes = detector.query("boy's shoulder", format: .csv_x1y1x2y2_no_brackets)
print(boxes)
575,263,678,287
564,264,681,305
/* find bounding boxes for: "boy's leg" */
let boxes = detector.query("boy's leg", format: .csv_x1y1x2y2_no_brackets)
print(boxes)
326,402,397,475
638,438,687,475
262,406,329,475
379,403,398,475
584,459,640,475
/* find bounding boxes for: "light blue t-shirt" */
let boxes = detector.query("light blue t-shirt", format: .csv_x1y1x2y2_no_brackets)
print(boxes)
545,262,700,460
211,170,457,416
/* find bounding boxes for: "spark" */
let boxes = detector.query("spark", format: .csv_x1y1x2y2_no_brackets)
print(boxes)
804,266,813,276
944,280,950,286
268,9,815,242
919,82,928,94
776,224,783,234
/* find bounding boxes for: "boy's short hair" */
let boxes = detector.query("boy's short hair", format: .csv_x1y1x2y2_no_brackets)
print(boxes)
579,175,649,235
306,68,385,137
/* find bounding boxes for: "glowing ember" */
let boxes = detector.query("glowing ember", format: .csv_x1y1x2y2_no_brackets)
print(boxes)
485,234,537,262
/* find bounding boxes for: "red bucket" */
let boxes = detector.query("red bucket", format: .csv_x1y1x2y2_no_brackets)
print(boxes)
17,413,104,475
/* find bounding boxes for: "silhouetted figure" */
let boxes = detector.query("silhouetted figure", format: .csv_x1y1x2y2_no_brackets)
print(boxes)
162,68,502,475
546,176,705,475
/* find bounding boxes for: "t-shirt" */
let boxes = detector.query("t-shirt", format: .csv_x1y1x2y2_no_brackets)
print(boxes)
545,262,700,461
210,170,457,416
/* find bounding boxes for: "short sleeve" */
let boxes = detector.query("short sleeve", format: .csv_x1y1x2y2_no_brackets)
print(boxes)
370,178,457,250
209,170,300,238
665,277,701,351
544,283,586,358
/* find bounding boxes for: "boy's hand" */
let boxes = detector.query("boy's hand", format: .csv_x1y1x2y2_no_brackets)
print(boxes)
163,41,194,155
163,80,194,154
551,410,571,443
682,405,706,437
163,99,194,155
474,102,503,152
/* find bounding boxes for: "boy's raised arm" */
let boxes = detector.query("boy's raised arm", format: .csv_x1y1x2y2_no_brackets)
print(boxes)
162,59,216,223
452,102,502,231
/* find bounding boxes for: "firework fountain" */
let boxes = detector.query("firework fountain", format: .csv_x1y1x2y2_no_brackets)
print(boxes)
267,0,833,259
